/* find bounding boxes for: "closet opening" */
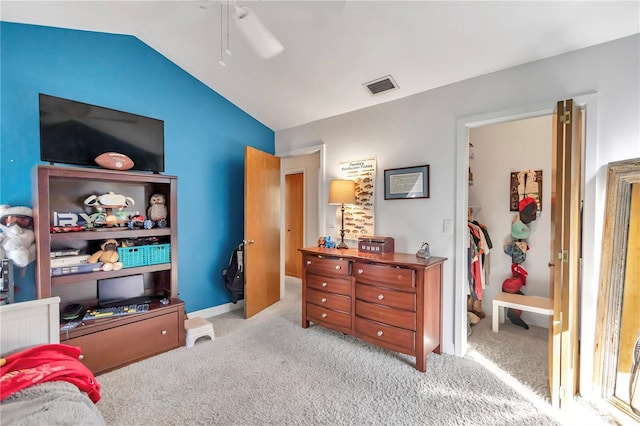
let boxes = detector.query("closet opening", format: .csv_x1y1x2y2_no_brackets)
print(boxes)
465,114,554,401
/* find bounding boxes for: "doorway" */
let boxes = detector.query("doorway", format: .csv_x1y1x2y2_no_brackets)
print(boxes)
466,115,554,399
285,172,304,278
456,96,596,407
281,151,321,289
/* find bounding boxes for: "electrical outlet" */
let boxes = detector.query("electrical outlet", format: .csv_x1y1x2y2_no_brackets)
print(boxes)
327,217,336,229
443,219,454,234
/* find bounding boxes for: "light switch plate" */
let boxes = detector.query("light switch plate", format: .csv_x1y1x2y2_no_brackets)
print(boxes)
443,219,454,234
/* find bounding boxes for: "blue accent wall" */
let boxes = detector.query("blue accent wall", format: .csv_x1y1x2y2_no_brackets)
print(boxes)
0,22,274,311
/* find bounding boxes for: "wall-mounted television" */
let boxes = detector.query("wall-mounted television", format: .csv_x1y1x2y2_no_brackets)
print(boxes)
39,94,165,173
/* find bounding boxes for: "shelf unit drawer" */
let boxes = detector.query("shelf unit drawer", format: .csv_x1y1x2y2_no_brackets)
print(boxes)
307,273,351,296
354,316,415,352
66,311,179,374
307,288,351,313
353,262,415,290
304,255,350,277
355,283,416,311
355,300,416,331
306,303,351,329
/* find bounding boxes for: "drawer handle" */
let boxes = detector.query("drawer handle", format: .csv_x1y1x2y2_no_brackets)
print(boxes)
306,260,312,265
79,354,84,360
378,294,384,300
161,330,167,335
357,269,364,274
377,330,384,337
321,298,327,303
322,282,328,287
321,313,327,319
335,265,341,270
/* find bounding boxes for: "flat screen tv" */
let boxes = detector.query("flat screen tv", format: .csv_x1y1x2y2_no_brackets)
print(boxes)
39,94,165,173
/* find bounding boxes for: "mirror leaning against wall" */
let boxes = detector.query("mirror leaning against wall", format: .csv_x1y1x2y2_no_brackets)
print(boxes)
593,157,640,423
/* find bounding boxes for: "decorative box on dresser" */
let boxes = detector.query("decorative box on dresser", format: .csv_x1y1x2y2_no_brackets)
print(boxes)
33,165,186,374
299,247,447,372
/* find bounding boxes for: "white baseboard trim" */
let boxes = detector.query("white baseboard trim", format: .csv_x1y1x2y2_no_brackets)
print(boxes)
187,300,244,319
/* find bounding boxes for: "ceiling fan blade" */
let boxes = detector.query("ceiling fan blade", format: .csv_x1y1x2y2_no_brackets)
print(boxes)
233,4,284,59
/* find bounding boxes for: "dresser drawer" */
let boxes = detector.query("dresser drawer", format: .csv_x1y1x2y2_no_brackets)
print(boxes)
66,312,179,374
353,262,415,290
356,283,416,311
307,302,351,329
307,288,351,313
355,316,415,352
307,273,351,296
355,300,416,331
304,255,350,277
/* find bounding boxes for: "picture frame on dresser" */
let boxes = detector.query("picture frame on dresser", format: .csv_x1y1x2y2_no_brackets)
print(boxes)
384,165,430,199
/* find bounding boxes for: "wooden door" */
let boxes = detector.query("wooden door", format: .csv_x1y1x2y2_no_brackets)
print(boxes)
285,173,304,278
244,146,281,318
549,99,582,408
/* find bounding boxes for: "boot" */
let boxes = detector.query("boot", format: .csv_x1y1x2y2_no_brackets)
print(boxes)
507,308,529,329
472,299,486,319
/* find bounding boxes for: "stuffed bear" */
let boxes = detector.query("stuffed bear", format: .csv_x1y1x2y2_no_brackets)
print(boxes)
0,205,36,268
88,238,123,271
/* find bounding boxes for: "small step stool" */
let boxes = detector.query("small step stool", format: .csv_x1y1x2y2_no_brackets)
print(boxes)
185,317,215,348
492,292,553,332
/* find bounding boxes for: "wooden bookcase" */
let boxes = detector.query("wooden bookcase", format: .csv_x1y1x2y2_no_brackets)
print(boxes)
33,165,185,374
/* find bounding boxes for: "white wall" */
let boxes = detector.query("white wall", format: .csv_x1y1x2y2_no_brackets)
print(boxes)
275,34,640,398
469,116,552,329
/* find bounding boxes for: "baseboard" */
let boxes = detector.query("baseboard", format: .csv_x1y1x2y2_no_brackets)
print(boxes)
187,300,244,319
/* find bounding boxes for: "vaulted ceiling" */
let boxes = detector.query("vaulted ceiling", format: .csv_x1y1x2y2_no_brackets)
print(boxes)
3,1,639,131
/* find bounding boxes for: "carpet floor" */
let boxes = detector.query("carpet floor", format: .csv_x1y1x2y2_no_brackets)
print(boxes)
95,278,610,425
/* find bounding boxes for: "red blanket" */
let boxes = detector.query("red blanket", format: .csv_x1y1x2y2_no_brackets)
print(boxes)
1,344,101,403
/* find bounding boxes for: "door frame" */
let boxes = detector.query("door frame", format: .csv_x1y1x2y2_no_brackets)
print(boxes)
277,143,326,297
454,94,599,397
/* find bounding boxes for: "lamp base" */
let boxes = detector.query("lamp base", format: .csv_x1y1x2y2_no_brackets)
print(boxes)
337,241,349,249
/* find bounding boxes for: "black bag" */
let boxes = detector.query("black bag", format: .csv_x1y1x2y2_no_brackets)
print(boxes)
222,244,244,303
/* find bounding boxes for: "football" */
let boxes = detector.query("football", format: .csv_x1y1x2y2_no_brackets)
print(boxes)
95,152,134,171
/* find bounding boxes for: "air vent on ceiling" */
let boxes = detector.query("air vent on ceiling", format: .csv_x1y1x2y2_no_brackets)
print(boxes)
363,75,399,96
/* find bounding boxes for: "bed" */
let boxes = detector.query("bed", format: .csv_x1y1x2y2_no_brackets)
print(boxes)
0,297,105,425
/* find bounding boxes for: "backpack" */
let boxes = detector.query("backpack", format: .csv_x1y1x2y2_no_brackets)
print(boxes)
222,244,244,303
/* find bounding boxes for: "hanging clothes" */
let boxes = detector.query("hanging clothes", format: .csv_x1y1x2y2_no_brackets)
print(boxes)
467,220,493,308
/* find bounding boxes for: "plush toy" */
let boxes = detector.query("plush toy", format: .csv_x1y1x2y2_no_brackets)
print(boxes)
88,238,123,271
147,194,167,222
0,205,36,268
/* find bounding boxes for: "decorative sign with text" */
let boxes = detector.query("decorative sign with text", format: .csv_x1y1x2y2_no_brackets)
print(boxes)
339,158,376,240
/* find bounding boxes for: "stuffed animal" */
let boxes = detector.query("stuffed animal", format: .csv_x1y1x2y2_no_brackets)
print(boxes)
88,238,123,271
0,205,36,268
147,194,167,222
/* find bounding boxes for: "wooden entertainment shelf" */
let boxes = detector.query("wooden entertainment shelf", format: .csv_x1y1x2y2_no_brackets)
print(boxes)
299,247,447,372
33,165,185,374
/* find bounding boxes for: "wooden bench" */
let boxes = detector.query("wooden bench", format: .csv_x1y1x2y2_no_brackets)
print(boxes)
492,292,553,332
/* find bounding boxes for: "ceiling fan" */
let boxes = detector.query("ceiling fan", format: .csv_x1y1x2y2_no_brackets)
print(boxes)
232,3,284,59
205,0,284,61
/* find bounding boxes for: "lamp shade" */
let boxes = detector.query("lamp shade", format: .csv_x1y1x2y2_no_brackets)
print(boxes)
328,179,356,205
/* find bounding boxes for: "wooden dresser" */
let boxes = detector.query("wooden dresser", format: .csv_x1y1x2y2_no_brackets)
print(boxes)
299,247,447,372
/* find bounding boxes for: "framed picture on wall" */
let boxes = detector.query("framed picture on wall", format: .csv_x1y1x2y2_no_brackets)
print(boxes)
384,165,430,200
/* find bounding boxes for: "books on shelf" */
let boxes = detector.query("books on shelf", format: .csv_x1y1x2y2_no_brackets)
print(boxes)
50,254,90,268
51,262,103,276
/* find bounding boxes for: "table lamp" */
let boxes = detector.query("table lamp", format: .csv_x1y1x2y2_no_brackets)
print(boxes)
328,179,356,249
